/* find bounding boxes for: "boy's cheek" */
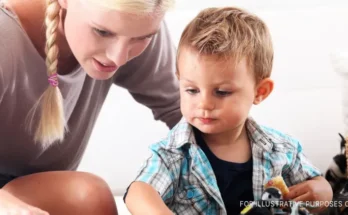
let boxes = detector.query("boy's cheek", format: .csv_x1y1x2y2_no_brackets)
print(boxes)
180,105,191,117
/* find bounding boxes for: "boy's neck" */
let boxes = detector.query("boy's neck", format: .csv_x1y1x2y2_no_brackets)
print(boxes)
201,122,251,163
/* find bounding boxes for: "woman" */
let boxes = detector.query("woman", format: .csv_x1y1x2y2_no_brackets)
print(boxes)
0,0,180,214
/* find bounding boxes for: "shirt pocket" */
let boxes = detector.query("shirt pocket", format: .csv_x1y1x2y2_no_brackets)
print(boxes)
174,184,210,211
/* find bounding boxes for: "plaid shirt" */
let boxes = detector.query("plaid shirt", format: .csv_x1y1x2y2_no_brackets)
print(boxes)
130,117,322,214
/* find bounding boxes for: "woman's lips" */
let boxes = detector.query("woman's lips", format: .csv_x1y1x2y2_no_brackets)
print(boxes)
93,58,117,73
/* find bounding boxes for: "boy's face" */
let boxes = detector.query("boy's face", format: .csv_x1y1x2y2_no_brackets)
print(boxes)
178,48,267,134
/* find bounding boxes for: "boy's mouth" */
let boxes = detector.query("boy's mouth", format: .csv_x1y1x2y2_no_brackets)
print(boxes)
198,118,215,124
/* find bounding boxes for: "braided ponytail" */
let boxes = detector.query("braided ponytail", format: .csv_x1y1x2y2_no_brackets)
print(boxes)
27,0,67,148
26,0,176,147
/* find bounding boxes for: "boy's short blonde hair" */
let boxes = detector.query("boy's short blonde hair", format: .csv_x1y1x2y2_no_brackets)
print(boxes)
177,7,274,82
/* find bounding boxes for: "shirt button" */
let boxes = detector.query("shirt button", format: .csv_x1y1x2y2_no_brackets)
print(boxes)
187,190,194,199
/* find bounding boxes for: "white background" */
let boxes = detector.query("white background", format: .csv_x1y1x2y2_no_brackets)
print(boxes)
78,0,348,199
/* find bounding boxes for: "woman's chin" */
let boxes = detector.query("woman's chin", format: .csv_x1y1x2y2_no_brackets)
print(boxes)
85,69,116,80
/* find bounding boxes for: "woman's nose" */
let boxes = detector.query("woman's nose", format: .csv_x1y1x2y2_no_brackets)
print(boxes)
106,40,129,67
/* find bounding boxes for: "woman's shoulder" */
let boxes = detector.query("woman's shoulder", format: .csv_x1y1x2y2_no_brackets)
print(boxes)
0,5,43,56
0,7,45,88
0,6,28,49
0,7,18,90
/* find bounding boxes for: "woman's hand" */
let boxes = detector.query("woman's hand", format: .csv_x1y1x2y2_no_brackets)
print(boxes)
0,189,49,215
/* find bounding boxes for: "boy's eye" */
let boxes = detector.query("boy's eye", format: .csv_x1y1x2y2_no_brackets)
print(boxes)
186,89,199,94
93,28,112,37
215,90,232,96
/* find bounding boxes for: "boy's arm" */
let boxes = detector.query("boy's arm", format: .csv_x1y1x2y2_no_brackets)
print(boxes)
124,145,175,215
126,182,173,215
284,141,333,210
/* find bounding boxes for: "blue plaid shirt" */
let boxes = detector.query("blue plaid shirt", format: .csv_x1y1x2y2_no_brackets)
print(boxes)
129,117,322,214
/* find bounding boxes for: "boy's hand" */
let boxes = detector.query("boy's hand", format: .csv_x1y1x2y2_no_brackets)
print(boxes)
284,176,333,211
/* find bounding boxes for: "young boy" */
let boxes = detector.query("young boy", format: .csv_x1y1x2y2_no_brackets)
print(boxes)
124,7,332,215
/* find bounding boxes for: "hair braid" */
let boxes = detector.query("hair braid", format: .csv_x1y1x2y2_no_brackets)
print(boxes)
27,0,67,148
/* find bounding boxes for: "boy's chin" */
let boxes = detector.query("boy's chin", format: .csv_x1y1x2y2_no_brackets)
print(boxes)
192,124,224,135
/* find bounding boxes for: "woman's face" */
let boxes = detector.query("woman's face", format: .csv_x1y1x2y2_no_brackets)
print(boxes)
58,0,164,80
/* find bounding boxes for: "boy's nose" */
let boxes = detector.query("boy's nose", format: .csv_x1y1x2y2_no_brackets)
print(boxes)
198,96,215,110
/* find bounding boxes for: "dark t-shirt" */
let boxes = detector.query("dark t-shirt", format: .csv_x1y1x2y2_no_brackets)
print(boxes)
193,127,254,215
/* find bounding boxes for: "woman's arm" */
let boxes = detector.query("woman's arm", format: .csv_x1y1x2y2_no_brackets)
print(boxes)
113,21,182,129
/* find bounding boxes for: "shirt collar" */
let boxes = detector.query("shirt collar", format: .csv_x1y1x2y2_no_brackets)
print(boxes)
245,117,273,152
165,117,197,149
167,117,273,152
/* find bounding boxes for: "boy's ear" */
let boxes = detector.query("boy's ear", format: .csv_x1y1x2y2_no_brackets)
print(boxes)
253,78,274,105
57,0,68,9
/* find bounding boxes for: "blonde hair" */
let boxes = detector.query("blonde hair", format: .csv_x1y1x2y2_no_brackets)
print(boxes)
177,7,274,82
85,0,175,14
28,0,175,148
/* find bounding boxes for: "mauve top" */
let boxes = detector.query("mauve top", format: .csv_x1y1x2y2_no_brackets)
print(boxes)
0,4,181,187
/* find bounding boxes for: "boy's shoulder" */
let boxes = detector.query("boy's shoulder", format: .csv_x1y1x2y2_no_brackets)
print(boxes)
247,117,303,152
148,117,196,153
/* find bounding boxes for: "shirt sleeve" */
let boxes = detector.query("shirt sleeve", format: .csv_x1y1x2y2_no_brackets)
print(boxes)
124,142,175,204
113,20,182,129
284,140,322,186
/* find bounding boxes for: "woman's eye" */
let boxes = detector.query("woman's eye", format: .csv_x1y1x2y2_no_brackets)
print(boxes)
136,35,154,41
93,28,111,37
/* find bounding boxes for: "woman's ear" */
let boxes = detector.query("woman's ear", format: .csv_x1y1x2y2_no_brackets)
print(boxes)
57,0,68,9
253,78,274,105
175,71,180,80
